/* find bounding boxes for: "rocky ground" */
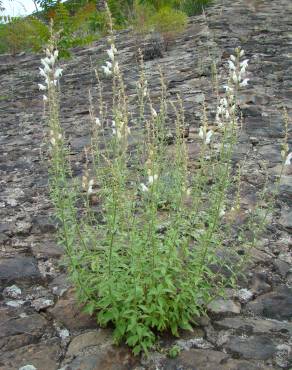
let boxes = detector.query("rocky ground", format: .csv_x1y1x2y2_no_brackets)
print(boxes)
0,0,291,368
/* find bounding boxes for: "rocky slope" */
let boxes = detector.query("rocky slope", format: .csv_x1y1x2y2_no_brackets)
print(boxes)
0,0,291,369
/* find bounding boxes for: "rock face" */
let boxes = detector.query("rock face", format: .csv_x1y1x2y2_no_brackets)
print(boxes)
0,0,291,368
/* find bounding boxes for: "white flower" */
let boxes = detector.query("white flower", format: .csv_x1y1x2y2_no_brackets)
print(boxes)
228,60,236,71
240,59,249,69
43,64,51,74
39,67,46,78
239,49,245,57
87,179,94,195
49,55,56,66
205,130,213,144
50,137,56,146
140,183,149,192
106,61,112,69
199,126,204,140
53,50,59,60
232,72,238,84
101,65,112,76
151,108,158,118
285,152,292,165
199,126,213,144
41,57,50,67
43,95,48,101
230,55,236,62
239,78,249,87
223,85,233,92
53,80,58,86
107,47,115,61
54,68,63,79
38,83,46,91
148,174,158,184
95,117,101,127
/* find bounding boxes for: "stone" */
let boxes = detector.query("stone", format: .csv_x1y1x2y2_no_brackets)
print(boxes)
66,329,113,356
235,289,254,303
249,272,271,295
49,274,71,297
0,257,41,283
48,288,97,331
6,300,25,308
246,286,292,320
0,313,48,339
215,317,292,337
0,313,48,352
176,337,214,350
1,340,60,370
19,366,37,370
273,259,291,278
63,344,138,370
31,298,54,311
224,335,277,360
162,349,229,370
3,285,22,298
279,209,292,231
207,298,241,316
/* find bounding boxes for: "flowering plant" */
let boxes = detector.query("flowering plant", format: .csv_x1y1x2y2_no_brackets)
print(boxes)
41,24,285,354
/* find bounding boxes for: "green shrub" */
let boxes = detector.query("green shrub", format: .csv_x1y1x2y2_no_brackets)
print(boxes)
148,6,188,42
0,17,49,54
40,24,284,355
180,0,213,15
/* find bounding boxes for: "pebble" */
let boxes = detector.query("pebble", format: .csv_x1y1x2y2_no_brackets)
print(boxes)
3,284,22,298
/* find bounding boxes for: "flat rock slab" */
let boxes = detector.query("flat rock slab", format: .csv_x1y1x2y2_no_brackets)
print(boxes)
0,257,41,283
224,335,277,360
246,286,292,320
48,288,97,331
0,340,60,370
63,345,138,370
162,349,270,370
0,312,49,352
215,317,292,337
66,329,113,356
207,298,241,316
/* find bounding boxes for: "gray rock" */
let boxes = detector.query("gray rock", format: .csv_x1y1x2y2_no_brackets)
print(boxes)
215,317,292,337
208,298,241,316
279,209,292,231
247,286,292,320
0,257,41,283
162,349,229,370
224,335,277,360
3,284,22,298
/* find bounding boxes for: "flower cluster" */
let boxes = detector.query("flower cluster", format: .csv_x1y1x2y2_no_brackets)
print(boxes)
82,172,94,195
140,172,158,193
38,46,62,101
111,119,130,140
140,151,159,192
226,48,249,89
101,44,118,77
215,48,249,129
199,125,213,145
49,130,62,147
